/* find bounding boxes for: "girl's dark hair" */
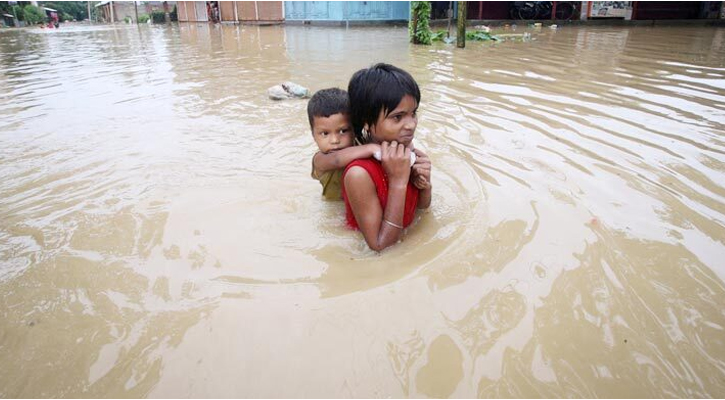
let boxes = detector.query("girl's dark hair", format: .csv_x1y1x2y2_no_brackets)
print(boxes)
307,88,350,130
348,63,420,143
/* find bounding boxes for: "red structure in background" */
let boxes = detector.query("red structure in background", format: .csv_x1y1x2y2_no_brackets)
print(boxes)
431,1,722,21
468,2,511,20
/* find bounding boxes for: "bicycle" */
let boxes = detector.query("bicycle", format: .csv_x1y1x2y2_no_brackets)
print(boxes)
510,1,576,21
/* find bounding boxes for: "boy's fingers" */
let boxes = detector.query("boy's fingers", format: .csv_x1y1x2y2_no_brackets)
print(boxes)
413,148,428,158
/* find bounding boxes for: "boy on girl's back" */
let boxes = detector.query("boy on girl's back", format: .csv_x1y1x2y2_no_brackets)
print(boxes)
308,88,380,200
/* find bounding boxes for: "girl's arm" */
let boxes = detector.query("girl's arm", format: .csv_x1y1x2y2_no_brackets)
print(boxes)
344,142,412,251
313,143,381,175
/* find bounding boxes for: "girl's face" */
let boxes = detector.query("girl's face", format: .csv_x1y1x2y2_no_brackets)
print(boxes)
368,95,418,146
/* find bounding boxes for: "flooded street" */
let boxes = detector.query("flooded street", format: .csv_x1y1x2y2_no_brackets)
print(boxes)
1,22,725,397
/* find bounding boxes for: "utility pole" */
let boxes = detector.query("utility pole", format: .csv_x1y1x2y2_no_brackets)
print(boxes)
457,1,466,48
134,0,138,23
87,1,91,23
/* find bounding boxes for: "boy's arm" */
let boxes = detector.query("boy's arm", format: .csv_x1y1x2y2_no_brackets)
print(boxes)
412,148,432,209
313,143,380,174
417,186,432,209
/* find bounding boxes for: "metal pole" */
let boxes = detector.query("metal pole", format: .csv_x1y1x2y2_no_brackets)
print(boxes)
457,1,466,48
110,0,114,23
134,1,139,23
87,1,91,23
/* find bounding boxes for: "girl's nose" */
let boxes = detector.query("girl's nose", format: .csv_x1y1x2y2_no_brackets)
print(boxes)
404,117,417,130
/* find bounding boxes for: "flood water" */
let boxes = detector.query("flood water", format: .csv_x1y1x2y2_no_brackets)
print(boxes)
1,22,725,397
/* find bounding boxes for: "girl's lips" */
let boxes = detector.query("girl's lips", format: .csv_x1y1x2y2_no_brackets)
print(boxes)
398,134,414,143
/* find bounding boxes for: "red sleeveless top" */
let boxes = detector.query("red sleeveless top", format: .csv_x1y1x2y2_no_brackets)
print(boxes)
341,158,419,230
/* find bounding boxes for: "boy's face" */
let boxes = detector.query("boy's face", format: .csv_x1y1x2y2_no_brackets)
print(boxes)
312,113,353,153
369,94,418,146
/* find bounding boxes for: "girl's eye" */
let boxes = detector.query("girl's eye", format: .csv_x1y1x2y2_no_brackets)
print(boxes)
393,115,402,122
321,132,328,136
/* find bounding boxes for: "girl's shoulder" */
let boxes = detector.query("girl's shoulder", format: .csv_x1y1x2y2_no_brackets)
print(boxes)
344,157,381,175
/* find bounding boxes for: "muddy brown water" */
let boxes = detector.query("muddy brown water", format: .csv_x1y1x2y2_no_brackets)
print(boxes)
1,23,724,397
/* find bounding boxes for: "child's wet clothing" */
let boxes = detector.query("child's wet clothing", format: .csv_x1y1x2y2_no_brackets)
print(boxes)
341,158,419,229
311,159,343,200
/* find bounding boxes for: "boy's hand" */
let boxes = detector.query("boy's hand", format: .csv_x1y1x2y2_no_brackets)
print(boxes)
411,148,432,190
413,175,431,190
367,143,383,159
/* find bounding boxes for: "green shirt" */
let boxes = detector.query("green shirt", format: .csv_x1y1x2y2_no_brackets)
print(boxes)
311,159,343,201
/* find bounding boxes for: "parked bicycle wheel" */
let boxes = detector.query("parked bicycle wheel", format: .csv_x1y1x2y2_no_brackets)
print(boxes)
517,3,537,20
536,1,553,19
554,2,575,20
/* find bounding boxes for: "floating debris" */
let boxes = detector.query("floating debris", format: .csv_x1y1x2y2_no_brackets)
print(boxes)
267,82,310,100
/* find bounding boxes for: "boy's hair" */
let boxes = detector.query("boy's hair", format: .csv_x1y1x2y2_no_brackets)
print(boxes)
348,63,421,143
307,88,350,130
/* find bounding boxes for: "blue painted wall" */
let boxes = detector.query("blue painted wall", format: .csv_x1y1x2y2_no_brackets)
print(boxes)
285,1,410,21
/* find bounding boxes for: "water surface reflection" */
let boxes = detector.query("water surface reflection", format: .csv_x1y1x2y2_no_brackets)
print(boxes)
1,23,724,397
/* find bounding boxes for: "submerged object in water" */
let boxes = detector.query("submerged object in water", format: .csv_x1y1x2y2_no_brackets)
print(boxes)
268,82,310,100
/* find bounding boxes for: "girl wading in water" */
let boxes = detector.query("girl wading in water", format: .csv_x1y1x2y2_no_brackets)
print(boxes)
342,63,432,251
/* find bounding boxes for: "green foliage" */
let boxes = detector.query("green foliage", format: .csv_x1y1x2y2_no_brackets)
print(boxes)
138,13,150,23
61,12,73,22
0,2,12,16
40,2,88,21
23,5,46,25
432,29,500,43
151,10,165,23
431,30,447,42
11,5,24,21
123,16,132,24
466,30,500,41
409,1,432,45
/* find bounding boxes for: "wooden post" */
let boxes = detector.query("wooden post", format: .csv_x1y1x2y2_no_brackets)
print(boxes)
457,1,466,48
87,1,91,23
110,1,114,23
134,1,139,23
